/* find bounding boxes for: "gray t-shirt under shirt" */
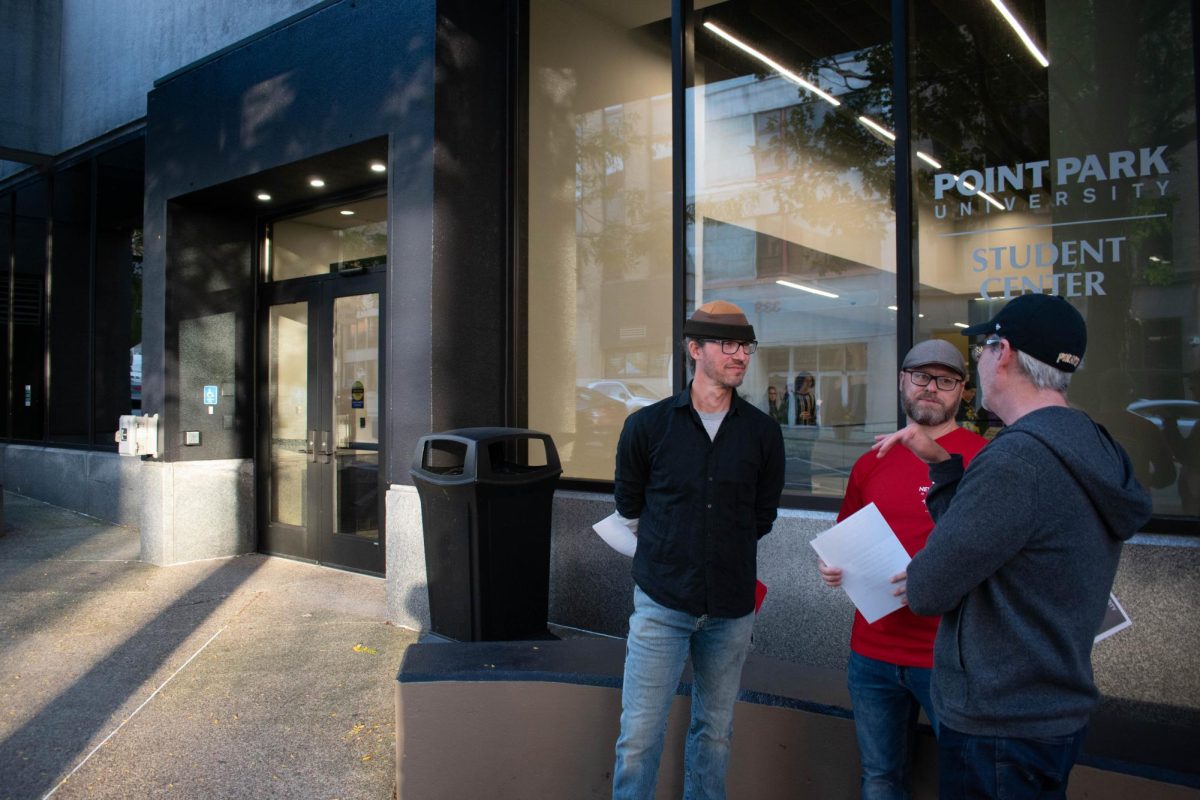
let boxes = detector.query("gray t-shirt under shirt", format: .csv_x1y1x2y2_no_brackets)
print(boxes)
697,409,727,441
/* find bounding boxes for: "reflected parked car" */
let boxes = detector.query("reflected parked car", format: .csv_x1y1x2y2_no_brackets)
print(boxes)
570,387,628,478
1127,399,1199,437
576,387,627,439
586,380,661,411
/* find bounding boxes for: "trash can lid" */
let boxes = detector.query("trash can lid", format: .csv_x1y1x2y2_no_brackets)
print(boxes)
411,428,561,483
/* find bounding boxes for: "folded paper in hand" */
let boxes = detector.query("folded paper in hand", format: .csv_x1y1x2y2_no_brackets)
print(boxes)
592,512,638,557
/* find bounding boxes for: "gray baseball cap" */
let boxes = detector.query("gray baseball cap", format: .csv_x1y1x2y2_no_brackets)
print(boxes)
901,339,966,378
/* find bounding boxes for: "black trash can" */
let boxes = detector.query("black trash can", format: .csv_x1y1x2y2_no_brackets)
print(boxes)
411,428,562,641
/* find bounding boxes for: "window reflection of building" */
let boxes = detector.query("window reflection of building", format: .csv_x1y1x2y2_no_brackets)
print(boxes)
527,0,674,481
689,0,897,498
911,0,1199,518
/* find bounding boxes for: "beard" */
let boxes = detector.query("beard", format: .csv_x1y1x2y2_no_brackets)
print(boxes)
698,353,746,389
903,391,958,426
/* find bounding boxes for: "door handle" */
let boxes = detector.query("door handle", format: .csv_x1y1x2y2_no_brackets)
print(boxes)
317,430,334,464
307,431,317,463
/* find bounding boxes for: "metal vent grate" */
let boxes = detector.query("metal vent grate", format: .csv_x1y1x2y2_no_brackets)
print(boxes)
11,276,43,326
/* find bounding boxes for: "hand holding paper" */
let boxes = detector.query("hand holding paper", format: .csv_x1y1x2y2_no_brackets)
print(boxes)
592,512,639,557
809,503,911,623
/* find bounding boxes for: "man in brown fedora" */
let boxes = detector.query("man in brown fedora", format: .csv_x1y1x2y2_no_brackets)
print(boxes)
611,300,785,800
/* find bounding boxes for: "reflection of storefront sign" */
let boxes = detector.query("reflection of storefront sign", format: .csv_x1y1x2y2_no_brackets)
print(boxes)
930,145,1175,300
933,146,1171,213
973,237,1122,299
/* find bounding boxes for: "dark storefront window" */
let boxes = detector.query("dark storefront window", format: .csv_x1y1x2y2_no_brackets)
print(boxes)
688,0,896,499
0,193,10,435
0,138,144,448
12,181,48,441
94,141,145,442
48,163,93,443
910,1,1199,518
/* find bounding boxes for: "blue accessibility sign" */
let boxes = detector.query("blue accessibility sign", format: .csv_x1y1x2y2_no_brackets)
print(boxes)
203,385,219,406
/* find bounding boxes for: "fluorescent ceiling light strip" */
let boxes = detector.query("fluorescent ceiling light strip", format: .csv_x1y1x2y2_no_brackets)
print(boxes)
954,322,970,328
988,0,1049,67
975,190,1005,210
916,151,943,169
777,279,839,299
956,175,1006,211
704,22,841,107
857,116,896,141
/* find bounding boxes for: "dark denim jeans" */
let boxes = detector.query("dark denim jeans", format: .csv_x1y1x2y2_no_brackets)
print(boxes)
847,650,937,800
937,723,1086,799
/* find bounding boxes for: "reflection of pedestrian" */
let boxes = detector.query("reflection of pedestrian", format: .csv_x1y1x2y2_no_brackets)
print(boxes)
794,372,817,426
955,381,984,435
611,300,785,798
766,385,788,425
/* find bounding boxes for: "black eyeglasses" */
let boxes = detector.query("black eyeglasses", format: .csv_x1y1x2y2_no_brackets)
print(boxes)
970,336,1003,361
905,370,963,391
706,339,758,355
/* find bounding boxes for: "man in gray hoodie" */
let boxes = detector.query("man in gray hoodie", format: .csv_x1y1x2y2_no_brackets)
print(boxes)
872,293,1152,798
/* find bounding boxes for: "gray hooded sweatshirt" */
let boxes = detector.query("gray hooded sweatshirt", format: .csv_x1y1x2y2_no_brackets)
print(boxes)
907,406,1152,738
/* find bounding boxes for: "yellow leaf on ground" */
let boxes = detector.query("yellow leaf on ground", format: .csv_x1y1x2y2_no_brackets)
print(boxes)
352,644,378,655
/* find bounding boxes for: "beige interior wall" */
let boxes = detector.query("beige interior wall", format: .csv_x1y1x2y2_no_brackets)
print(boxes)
527,0,673,477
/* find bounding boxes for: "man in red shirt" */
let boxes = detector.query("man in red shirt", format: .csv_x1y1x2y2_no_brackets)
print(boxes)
819,339,987,799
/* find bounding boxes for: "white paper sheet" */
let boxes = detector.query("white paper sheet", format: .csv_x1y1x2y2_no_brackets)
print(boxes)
1094,593,1132,643
593,512,639,557
809,502,911,623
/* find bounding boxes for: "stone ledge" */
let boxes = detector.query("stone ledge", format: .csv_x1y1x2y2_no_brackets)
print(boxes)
396,639,1200,798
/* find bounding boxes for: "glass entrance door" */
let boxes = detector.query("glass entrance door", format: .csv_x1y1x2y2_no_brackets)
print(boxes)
261,273,384,573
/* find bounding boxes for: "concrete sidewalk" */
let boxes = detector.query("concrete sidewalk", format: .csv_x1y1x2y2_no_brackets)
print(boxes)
0,492,416,800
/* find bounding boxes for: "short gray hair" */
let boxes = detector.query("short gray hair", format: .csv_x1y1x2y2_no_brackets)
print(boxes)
682,337,699,375
1015,349,1072,393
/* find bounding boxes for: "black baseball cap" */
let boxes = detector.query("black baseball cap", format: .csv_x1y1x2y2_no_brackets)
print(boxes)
962,293,1086,372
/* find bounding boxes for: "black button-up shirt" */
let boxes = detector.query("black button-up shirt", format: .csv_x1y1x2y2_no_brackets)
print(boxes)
614,384,785,617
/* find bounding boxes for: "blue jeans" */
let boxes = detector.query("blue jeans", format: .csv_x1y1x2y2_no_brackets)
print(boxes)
847,651,937,800
612,585,755,800
938,724,1086,799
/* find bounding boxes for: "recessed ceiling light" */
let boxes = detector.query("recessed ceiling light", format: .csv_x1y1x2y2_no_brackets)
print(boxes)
309,178,325,188
340,210,355,216
369,162,386,173
256,193,272,201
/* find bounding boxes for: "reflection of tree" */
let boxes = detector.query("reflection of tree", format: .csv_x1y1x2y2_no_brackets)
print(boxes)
337,225,388,260
697,37,897,275
131,229,144,346
1047,2,1196,376
574,110,670,280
